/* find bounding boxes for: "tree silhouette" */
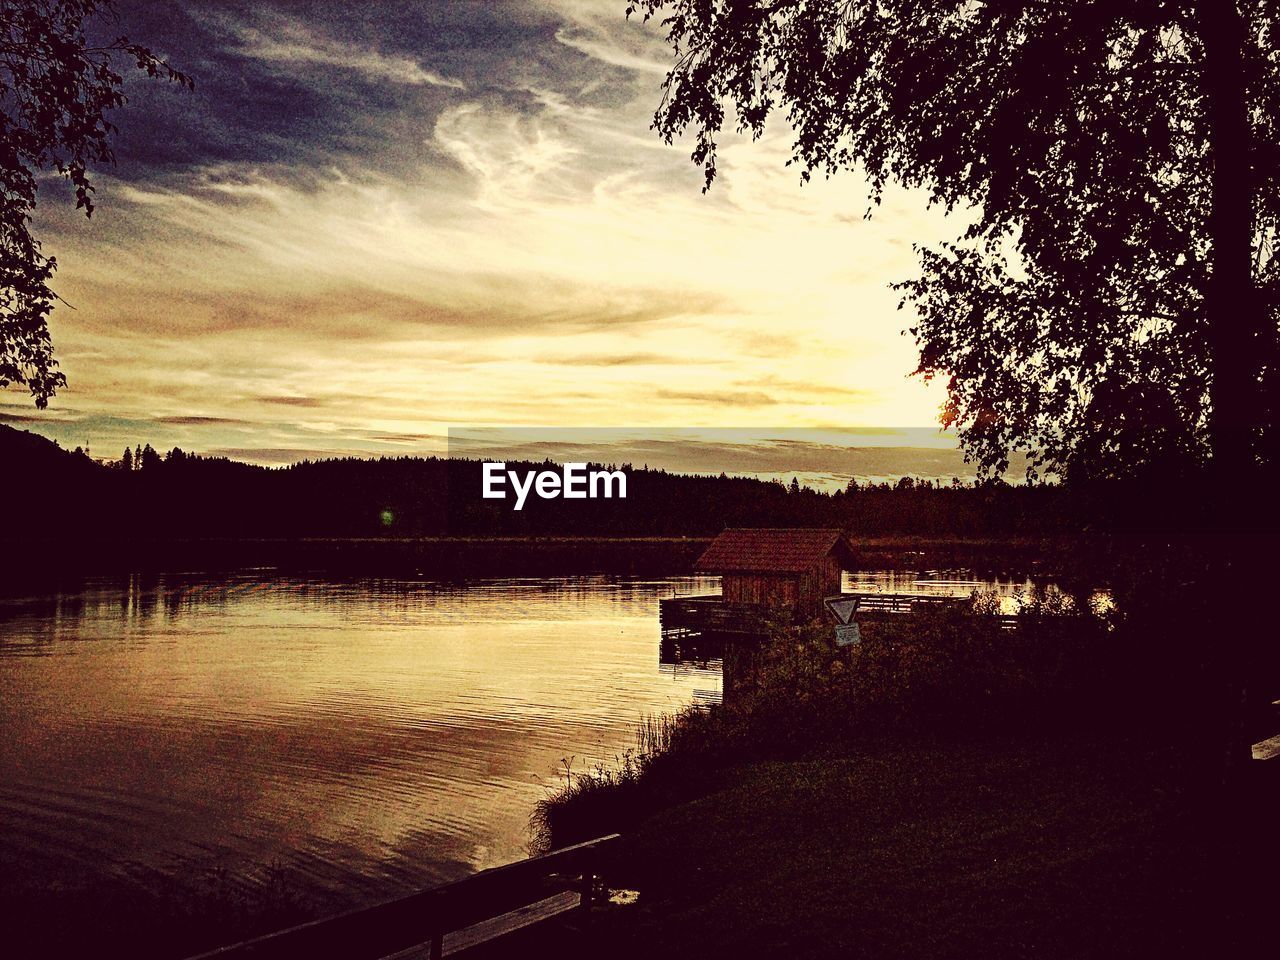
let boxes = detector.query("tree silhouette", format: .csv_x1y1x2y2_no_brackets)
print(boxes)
120,445,132,471
628,1,1271,487
0,1,191,407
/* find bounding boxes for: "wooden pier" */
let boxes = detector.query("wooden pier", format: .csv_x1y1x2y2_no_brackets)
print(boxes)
659,591,1017,640
664,530,1025,644
659,595,772,638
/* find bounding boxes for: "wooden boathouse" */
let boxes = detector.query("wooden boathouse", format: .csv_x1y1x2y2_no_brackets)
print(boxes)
659,527,1017,642
660,528,857,639
698,527,855,613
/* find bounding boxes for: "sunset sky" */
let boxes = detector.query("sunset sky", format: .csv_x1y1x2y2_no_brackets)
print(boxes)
5,0,985,480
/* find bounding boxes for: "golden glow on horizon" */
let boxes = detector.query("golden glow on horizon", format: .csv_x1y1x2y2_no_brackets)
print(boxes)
12,1,965,465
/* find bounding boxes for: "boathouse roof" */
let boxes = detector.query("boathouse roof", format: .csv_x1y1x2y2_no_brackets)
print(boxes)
694,528,855,574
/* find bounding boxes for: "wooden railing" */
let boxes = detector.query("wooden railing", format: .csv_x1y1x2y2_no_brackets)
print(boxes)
849,593,1019,628
851,593,959,615
658,595,767,636
185,833,621,960
660,592,1019,636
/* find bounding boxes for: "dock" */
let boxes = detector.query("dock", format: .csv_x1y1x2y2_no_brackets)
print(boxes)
659,591,1017,640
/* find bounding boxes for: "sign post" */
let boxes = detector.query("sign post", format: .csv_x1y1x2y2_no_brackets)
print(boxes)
824,596,862,648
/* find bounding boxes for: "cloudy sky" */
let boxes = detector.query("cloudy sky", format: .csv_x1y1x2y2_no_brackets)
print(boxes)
6,0,984,480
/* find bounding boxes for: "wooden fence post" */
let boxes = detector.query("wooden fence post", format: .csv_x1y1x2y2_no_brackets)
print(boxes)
579,854,595,915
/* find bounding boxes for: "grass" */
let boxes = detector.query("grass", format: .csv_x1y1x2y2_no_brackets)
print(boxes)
566,736,1276,959
535,596,1135,851
532,714,689,853
529,585,1273,958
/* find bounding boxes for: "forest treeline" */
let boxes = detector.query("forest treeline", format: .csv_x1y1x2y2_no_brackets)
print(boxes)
4,424,1197,541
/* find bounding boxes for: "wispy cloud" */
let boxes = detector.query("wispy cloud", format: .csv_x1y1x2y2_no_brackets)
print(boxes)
544,0,673,76
154,415,250,425
13,0,963,472
229,18,465,90
657,388,779,407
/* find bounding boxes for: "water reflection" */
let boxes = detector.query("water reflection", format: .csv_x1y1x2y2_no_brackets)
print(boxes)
0,574,719,924
0,568,1069,938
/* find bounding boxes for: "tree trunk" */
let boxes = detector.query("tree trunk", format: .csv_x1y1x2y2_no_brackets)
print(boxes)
1201,2,1256,481
1199,1,1262,767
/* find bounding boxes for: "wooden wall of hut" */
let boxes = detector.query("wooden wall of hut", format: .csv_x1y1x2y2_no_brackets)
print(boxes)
797,556,843,609
722,573,799,607
721,556,842,614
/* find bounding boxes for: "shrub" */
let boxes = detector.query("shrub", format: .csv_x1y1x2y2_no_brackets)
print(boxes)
852,592,1118,730
536,593,1149,850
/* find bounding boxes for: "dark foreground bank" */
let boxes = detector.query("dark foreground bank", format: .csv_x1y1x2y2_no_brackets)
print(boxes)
535,735,1276,960
516,583,1277,959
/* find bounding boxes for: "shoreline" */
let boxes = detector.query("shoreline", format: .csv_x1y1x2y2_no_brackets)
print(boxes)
2,535,1070,592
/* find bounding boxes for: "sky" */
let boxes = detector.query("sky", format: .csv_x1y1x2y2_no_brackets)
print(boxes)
3,0,987,482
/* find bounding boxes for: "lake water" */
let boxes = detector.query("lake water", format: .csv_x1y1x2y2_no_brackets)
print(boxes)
0,570,1042,940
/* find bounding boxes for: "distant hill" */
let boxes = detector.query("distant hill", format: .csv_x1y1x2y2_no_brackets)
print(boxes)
1,422,104,480
3,424,122,539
